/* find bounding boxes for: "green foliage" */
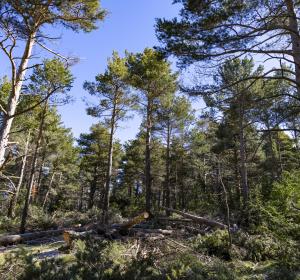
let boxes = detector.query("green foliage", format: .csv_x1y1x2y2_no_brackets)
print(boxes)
193,230,230,260
0,0,106,33
27,206,58,231
270,171,300,213
84,51,135,122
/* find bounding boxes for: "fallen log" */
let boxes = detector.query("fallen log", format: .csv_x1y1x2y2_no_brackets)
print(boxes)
0,229,64,246
63,230,95,247
161,207,227,229
130,228,173,235
62,211,151,246
156,217,192,223
119,212,149,230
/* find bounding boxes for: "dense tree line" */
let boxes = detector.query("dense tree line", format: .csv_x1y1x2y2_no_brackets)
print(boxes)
0,2,298,272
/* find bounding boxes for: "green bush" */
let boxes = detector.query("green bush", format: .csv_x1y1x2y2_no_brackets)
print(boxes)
28,206,58,230
192,230,231,260
163,254,237,280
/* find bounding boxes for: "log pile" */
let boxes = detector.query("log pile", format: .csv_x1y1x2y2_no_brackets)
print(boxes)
0,209,229,248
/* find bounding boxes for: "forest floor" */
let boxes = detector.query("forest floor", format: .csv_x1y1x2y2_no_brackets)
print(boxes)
1,214,299,280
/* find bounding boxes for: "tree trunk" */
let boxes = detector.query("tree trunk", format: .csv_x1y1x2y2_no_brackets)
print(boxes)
88,172,97,209
145,103,152,213
0,33,36,167
0,229,65,246
173,162,178,208
285,0,300,95
20,103,47,233
164,121,171,215
218,161,232,246
35,150,46,201
7,132,31,218
275,132,284,174
161,206,228,229
78,184,84,211
102,102,116,224
42,172,55,209
238,99,249,206
233,138,241,208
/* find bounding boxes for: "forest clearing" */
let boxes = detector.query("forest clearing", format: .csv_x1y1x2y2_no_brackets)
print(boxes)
0,0,299,279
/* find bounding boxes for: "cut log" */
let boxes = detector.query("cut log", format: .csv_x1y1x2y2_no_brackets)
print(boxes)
63,230,95,247
0,229,64,246
130,228,173,235
156,217,192,223
119,212,149,230
161,207,227,229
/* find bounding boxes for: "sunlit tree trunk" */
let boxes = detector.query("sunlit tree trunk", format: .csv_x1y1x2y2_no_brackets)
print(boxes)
0,33,36,167
102,101,116,223
42,172,56,209
145,102,152,213
285,0,300,95
164,120,171,215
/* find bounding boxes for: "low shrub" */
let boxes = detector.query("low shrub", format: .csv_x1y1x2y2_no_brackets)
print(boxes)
192,230,231,260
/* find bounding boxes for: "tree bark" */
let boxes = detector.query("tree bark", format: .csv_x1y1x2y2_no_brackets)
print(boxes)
161,206,228,229
88,172,97,209
238,97,249,206
35,150,46,201
218,162,232,247
0,229,65,246
7,132,30,218
145,102,152,213
285,0,300,95
164,121,171,215
42,172,56,209
232,142,241,210
0,32,36,167
20,102,47,233
102,101,116,223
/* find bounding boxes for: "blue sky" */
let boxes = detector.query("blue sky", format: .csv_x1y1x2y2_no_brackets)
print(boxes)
55,0,182,142
0,1,204,143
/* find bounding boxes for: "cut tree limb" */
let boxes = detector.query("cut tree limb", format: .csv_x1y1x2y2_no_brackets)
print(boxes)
0,229,64,246
161,206,227,229
119,211,149,230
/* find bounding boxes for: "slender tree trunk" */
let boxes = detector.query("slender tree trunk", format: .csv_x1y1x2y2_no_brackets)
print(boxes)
36,150,46,201
88,172,97,209
233,139,241,208
20,103,47,233
42,172,55,209
0,33,36,167
102,101,117,223
7,132,31,218
275,132,284,174
165,121,171,215
266,122,277,181
128,182,132,198
238,100,249,207
285,0,300,95
145,103,152,213
173,162,178,208
78,184,84,211
157,190,161,207
218,162,232,247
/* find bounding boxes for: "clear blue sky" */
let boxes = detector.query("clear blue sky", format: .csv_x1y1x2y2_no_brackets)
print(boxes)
0,1,203,143
55,0,181,142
